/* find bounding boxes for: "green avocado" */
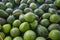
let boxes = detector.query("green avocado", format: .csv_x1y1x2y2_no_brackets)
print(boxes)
29,3,37,10
0,18,6,25
13,20,21,27
49,30,60,40
15,0,20,4
0,32,5,39
54,0,60,7
40,19,50,26
19,22,30,32
5,2,13,8
0,2,6,10
7,15,15,24
10,28,20,37
24,8,32,13
6,8,13,15
4,36,12,40
19,3,27,10
42,13,51,19
2,24,11,34
13,37,23,40
50,14,60,23
13,9,22,18
24,12,36,22
0,9,8,17
37,0,44,4
48,24,59,31
36,37,46,40
34,9,44,16
19,14,25,22
30,20,38,29
24,30,36,40
37,25,48,37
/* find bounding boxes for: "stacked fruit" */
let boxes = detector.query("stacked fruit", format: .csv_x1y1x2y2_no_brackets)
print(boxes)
0,0,60,40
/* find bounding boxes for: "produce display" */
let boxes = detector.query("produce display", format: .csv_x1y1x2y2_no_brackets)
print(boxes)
0,0,60,40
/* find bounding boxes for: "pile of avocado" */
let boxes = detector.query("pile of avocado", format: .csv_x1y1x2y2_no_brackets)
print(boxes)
0,0,60,40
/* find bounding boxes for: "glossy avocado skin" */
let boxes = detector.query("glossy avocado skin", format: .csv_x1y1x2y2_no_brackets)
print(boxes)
0,0,60,40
